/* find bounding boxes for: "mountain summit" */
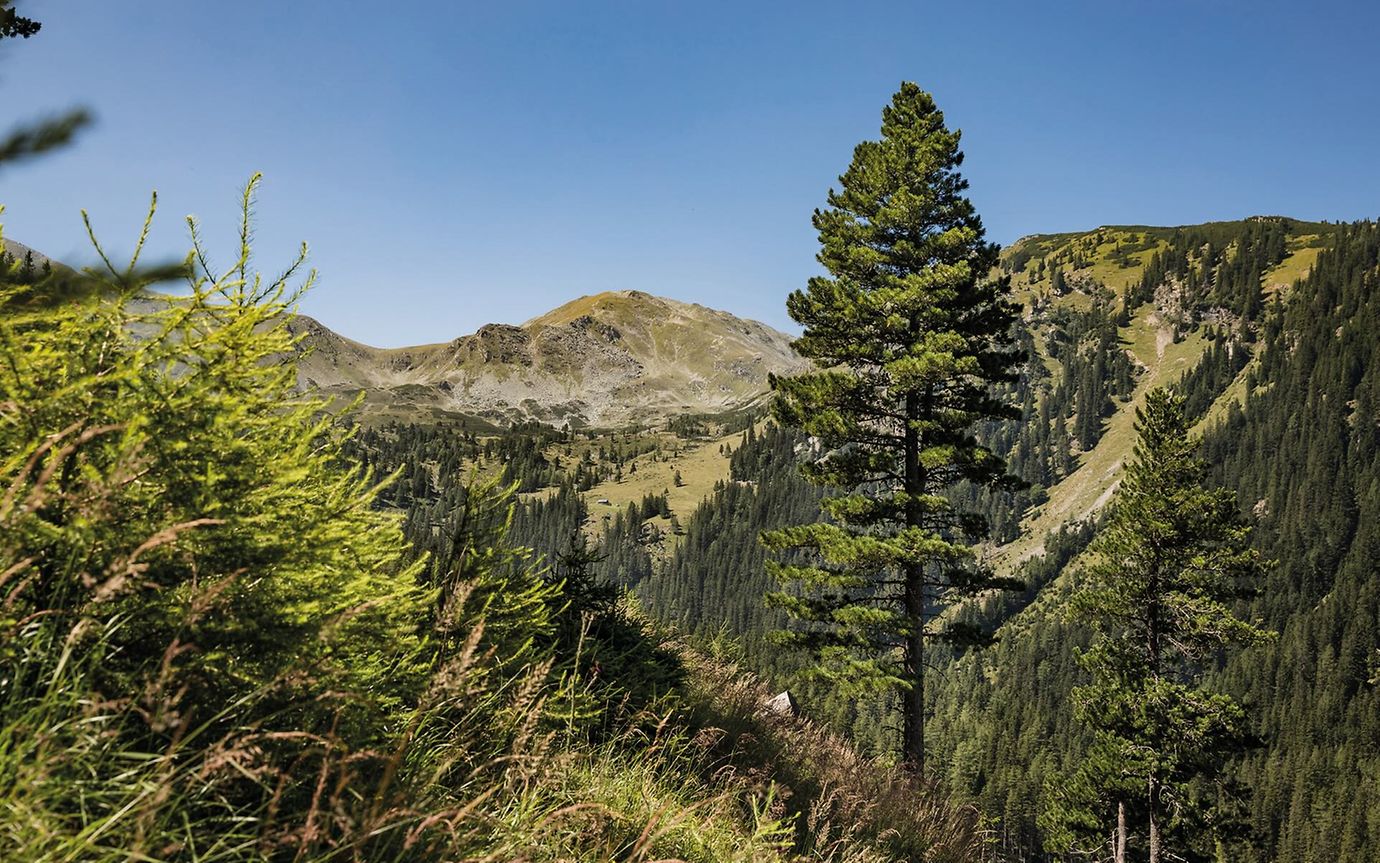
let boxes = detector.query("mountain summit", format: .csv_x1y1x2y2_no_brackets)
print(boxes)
290,290,807,427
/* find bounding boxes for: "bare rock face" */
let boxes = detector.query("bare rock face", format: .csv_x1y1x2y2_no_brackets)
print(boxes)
291,290,808,427
455,324,533,366
569,314,622,344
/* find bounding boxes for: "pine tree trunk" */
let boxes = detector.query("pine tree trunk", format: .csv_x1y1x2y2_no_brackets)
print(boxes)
903,386,925,776
1147,571,1162,863
1148,775,1163,863
904,561,925,775
1116,799,1127,863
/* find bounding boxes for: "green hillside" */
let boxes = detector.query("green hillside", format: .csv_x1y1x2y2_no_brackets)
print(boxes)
924,220,1380,862
608,217,1379,860
1,210,986,863
1003,218,1332,305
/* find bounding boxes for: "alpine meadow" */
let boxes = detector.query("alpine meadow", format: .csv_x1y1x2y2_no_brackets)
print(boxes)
3,3,1378,862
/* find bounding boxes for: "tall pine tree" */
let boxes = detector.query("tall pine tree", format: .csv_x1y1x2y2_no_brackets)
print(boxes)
1067,388,1271,863
763,82,1023,774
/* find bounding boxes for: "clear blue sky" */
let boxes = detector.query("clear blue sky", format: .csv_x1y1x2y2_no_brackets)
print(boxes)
3,1,1377,346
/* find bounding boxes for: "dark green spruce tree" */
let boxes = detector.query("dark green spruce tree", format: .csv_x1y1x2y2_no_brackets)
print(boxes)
1062,388,1271,863
763,82,1023,775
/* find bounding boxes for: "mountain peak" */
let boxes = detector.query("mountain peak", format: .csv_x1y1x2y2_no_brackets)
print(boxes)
294,291,806,427
525,290,690,329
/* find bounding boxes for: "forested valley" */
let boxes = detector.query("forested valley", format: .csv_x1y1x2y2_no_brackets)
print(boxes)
342,216,1380,861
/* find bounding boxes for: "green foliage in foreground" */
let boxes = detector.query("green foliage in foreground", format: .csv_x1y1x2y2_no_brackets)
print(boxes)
0,184,435,859
0,182,987,862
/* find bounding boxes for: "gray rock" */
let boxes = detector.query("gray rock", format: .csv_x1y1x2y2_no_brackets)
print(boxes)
763,690,799,717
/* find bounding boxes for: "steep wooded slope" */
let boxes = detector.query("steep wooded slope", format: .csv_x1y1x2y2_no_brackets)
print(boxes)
928,220,1379,862
330,216,1375,861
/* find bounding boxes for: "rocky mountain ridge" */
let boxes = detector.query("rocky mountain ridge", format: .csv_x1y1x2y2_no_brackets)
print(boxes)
289,290,808,427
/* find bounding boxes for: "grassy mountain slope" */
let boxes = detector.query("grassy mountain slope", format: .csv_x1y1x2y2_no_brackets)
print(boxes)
1004,218,1331,302
991,217,1330,569
333,215,1378,862
993,304,1209,569
1,249,987,863
25,210,1357,860
1,237,57,272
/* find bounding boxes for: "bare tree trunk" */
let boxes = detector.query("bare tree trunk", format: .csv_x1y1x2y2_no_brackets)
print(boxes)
1116,799,1127,863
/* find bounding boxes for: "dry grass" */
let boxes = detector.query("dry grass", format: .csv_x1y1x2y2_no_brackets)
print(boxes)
670,638,990,863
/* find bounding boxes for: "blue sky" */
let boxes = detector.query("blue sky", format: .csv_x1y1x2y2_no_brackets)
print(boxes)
3,1,1377,346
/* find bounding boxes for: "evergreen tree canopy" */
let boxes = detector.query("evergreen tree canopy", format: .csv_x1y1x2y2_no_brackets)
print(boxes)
1064,388,1271,863
764,82,1023,772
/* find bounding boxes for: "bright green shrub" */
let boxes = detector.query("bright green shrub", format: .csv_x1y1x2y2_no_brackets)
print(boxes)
0,180,442,859
0,181,432,719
